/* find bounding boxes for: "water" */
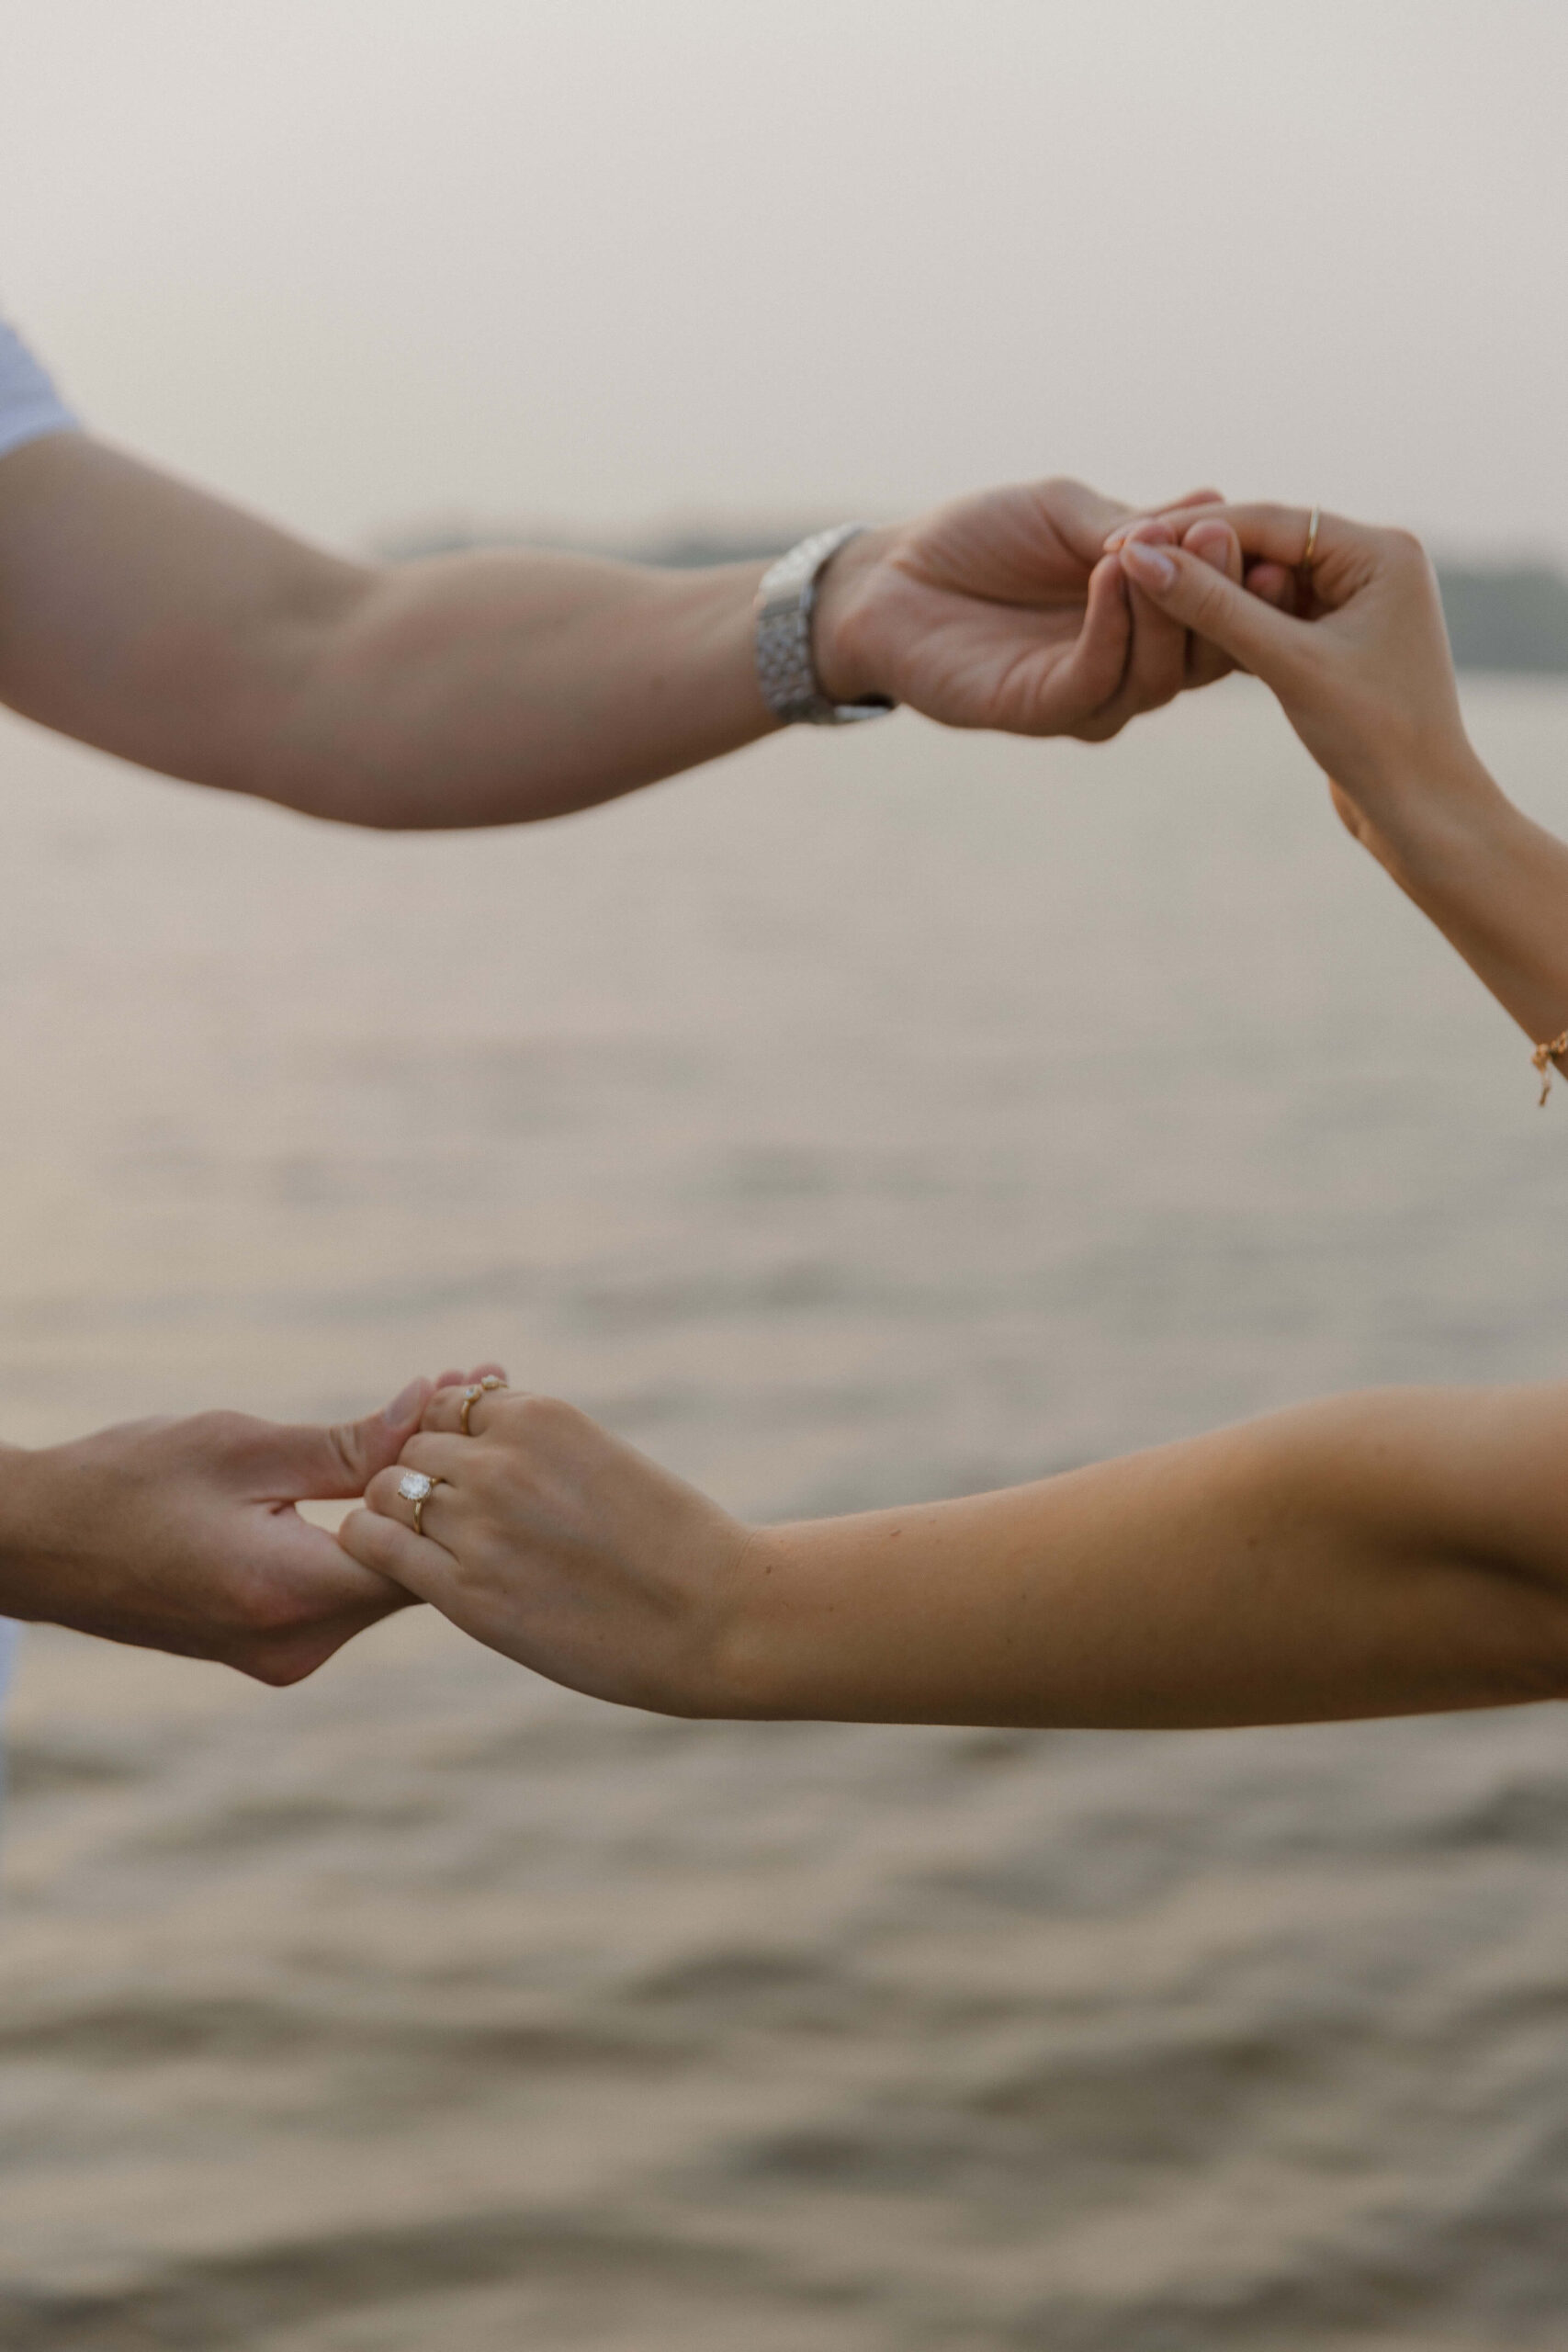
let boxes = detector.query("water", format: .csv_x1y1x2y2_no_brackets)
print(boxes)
4,680,1568,2348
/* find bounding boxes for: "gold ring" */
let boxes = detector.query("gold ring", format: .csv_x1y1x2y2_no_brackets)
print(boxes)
459,1375,508,1436
1300,504,1321,573
397,1468,447,1537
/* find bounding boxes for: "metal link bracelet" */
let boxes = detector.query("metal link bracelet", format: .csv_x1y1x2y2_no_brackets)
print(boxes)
753,525,899,726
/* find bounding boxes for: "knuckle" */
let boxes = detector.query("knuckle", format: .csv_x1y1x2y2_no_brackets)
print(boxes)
323,1419,365,1479
341,1501,380,1549
240,1640,322,1689
512,1393,586,1445
364,1466,407,1514
1186,569,1229,633
186,1408,254,1455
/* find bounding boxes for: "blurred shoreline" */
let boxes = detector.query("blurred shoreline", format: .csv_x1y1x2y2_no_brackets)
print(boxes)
381,516,1568,676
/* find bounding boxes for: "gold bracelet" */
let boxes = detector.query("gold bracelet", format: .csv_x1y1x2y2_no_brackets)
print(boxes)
1532,1031,1568,1105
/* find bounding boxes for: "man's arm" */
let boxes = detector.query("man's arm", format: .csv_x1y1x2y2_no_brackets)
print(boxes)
0,435,774,829
0,435,1235,830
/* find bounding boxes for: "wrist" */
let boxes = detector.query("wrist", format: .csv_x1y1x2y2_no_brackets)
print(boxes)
1333,746,1513,888
705,1525,801,1717
672,558,781,738
809,525,900,706
707,1520,884,1719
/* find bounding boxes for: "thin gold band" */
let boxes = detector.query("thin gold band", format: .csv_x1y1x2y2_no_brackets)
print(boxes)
412,1478,446,1539
459,1375,508,1435
1300,505,1321,573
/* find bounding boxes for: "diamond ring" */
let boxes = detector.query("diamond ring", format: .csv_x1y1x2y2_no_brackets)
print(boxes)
397,1468,447,1538
460,1376,507,1436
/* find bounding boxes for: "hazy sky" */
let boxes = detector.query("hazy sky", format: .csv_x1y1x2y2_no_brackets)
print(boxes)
4,1,1566,555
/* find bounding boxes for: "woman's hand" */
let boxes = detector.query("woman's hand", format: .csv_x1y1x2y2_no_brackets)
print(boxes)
1107,503,1488,822
337,1385,757,1716
1106,502,1568,1080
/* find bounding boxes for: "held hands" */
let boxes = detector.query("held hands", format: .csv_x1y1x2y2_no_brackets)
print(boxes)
1107,503,1487,825
0,1364,502,1684
341,1374,1568,1731
807,478,1483,839
28,502,1520,1703
811,479,1292,741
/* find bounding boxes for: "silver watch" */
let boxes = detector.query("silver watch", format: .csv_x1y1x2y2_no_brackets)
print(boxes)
754,524,898,726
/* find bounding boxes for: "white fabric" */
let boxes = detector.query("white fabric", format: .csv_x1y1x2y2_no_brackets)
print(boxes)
0,311,79,460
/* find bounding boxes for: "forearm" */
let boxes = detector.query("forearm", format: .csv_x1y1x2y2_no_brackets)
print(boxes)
285,548,775,828
1336,752,1568,1062
0,435,775,827
722,1385,1568,1727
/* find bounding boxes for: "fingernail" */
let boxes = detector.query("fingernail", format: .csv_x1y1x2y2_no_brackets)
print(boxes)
382,1377,426,1427
1122,540,1176,589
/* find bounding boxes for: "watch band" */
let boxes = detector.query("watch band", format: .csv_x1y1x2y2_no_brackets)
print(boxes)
754,524,899,726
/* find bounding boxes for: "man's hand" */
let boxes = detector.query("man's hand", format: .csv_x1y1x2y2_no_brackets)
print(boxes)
811,478,1247,741
0,1366,502,1685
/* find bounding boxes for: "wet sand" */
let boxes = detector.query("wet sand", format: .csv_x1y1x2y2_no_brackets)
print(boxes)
5,682,1568,2347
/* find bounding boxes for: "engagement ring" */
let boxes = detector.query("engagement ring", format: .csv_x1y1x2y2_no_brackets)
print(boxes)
397,1468,446,1538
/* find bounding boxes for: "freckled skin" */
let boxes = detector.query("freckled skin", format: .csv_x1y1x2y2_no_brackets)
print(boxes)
341,1381,1568,1732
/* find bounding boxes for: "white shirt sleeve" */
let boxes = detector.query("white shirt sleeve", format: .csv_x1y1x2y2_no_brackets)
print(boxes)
0,311,81,460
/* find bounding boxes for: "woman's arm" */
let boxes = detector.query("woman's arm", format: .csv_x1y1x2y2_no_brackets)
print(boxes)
338,1379,1568,1727
1110,505,1568,1093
